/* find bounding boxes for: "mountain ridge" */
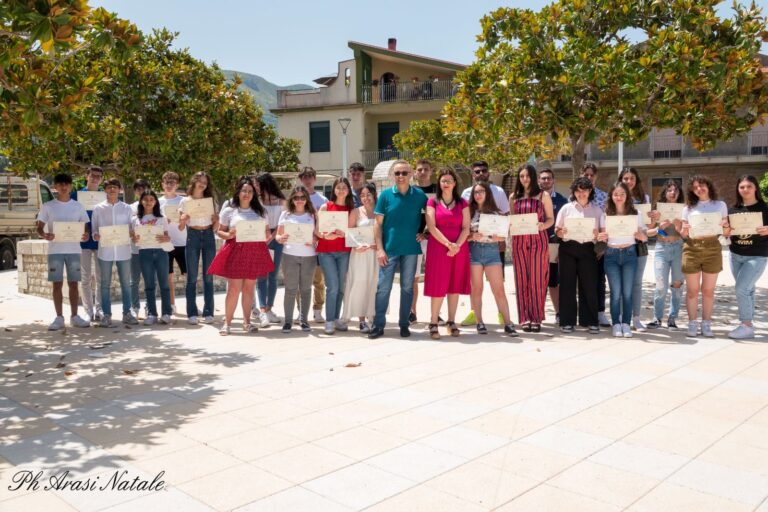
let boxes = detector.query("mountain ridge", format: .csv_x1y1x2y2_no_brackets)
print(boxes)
222,69,314,125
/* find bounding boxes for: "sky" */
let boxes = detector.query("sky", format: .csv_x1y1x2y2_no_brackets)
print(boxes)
92,0,768,87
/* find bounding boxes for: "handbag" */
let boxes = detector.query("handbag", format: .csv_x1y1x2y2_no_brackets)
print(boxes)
636,241,649,257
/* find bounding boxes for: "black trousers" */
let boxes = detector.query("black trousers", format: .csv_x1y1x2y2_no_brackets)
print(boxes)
597,255,606,313
559,241,599,327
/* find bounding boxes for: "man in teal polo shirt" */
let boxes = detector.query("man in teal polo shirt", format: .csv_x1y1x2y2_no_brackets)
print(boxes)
369,160,427,339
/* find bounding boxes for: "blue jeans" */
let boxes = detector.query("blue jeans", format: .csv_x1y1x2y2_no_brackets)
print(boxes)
373,254,418,330
256,238,283,309
98,258,131,317
185,228,216,317
632,253,647,317
730,252,768,323
140,249,171,317
130,252,142,311
653,241,683,321
604,246,637,325
317,252,350,322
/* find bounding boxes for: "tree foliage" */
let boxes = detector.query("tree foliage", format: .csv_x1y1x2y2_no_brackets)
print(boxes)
444,0,768,176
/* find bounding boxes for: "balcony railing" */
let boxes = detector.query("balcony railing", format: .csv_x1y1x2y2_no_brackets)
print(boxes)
360,149,412,171
361,79,455,105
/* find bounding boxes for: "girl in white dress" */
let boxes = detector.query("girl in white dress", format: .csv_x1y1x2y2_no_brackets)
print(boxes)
342,183,378,333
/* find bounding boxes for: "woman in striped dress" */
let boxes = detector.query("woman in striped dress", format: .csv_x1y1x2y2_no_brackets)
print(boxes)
509,164,554,331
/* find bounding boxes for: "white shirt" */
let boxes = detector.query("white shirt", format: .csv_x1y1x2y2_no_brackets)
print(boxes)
604,211,645,247
309,192,328,212
91,200,134,261
278,211,316,257
133,214,168,250
129,201,140,255
160,195,187,247
461,183,510,214
264,203,284,229
219,206,265,228
682,199,728,220
37,199,90,255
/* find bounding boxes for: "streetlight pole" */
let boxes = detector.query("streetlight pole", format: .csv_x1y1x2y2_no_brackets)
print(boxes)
338,118,351,179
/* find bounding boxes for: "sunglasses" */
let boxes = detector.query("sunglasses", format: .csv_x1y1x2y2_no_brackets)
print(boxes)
473,169,489,175
293,196,307,200
393,171,409,177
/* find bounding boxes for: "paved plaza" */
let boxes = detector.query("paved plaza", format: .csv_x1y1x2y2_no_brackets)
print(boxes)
1,250,767,511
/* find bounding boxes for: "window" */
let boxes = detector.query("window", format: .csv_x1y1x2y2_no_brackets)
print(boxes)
751,146,768,156
344,68,351,87
40,184,53,203
309,121,330,153
653,150,681,159
0,184,29,204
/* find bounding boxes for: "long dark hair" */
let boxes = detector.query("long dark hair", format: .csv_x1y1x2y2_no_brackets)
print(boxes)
436,167,461,204
329,177,355,210
512,164,541,200
186,171,214,198
286,185,316,216
137,190,162,218
256,173,285,201
469,181,500,217
230,176,265,217
656,179,684,205
619,167,646,203
605,182,638,216
686,174,718,207
734,174,765,208
569,177,595,202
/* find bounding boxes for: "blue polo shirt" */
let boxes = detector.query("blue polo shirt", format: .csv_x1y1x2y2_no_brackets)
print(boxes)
375,185,427,256
71,187,100,250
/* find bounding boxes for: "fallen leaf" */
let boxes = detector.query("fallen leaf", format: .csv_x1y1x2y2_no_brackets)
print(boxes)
64,371,75,377
4,328,11,332
536,348,541,352
25,373,33,378
124,325,131,329
59,355,66,361
122,369,138,375
55,362,66,368
89,344,105,350
328,352,335,355
345,362,362,368
329,368,334,372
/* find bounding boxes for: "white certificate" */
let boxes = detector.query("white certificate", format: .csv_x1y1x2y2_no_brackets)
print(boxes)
318,211,348,234
183,198,215,219
135,225,164,247
284,222,314,245
99,224,131,248
688,213,723,238
52,222,85,243
563,217,596,243
635,203,652,220
163,205,180,223
605,215,637,238
729,212,763,237
235,220,267,242
478,214,510,238
548,242,559,263
345,226,375,247
508,213,539,236
77,191,106,210
656,202,684,221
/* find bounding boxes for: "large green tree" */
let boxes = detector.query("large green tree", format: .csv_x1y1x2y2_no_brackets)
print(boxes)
445,0,768,176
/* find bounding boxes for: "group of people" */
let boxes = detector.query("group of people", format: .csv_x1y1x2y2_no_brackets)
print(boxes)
36,159,767,340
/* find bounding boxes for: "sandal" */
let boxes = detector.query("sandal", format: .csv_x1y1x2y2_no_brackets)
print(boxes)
531,324,541,333
522,323,532,332
476,322,488,335
243,323,258,333
219,324,230,336
429,323,440,340
446,321,460,337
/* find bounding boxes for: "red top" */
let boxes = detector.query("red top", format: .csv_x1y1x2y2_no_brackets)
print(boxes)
316,201,351,253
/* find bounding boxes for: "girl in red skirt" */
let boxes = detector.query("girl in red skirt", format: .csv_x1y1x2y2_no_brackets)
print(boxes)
208,176,274,335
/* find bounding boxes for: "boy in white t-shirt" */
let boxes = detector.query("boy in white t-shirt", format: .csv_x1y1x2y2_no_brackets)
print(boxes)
129,178,150,318
159,171,187,315
36,173,92,330
298,167,328,323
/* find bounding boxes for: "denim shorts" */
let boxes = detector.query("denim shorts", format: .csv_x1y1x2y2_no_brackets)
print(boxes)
48,253,82,282
469,242,501,266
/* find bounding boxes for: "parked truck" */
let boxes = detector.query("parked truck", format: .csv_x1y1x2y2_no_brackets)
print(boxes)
0,173,54,270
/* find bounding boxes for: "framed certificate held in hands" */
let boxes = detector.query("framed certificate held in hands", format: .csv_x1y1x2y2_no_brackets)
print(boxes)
729,212,763,237
346,226,375,247
77,191,106,210
635,203,652,221
284,223,314,245
235,220,267,242
605,215,637,238
163,205,180,223
135,225,164,247
184,198,215,220
318,211,348,234
478,214,510,238
508,213,539,236
656,202,684,221
688,213,723,238
99,224,131,248
563,217,596,243
52,222,85,243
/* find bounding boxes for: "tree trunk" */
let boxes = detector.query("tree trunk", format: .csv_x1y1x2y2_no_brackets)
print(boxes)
570,133,586,179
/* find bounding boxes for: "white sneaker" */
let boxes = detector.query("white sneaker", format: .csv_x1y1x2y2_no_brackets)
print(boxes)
259,312,270,328
188,316,199,325
171,304,177,315
701,321,714,338
728,324,755,340
122,312,139,325
99,315,113,328
48,316,65,331
598,312,611,327
70,315,90,328
686,321,699,338
143,315,157,326
621,323,633,338
131,307,140,320
265,310,281,323
324,321,335,335
335,319,349,331
632,316,646,332
159,314,171,324
612,324,623,337
313,309,325,323
202,315,214,324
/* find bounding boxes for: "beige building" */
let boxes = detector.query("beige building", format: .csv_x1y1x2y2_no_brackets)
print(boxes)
272,38,464,173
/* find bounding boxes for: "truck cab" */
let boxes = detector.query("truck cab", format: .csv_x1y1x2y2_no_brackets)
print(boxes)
0,174,54,269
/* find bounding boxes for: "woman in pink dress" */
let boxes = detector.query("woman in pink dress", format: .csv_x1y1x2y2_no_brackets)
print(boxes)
424,168,471,339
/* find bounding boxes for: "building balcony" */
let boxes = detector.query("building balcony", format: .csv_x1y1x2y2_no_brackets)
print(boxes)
361,79,455,105
360,149,412,171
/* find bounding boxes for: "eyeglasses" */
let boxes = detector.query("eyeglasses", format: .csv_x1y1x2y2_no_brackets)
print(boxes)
439,180,455,185
473,169,489,175
393,171,409,177
473,189,486,194
293,196,307,201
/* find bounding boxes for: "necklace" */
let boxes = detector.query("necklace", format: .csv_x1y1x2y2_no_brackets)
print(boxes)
441,196,455,209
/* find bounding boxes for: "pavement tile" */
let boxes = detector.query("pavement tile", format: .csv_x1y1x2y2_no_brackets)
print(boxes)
366,485,486,512
311,426,408,460
627,482,753,512
133,444,241,485
366,442,467,482
587,440,689,479
101,487,214,511
494,484,622,512
667,458,768,506
475,441,580,481
207,426,304,462
302,462,415,510
519,425,613,459
233,486,353,512
251,443,355,484
0,489,77,511
416,425,508,459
